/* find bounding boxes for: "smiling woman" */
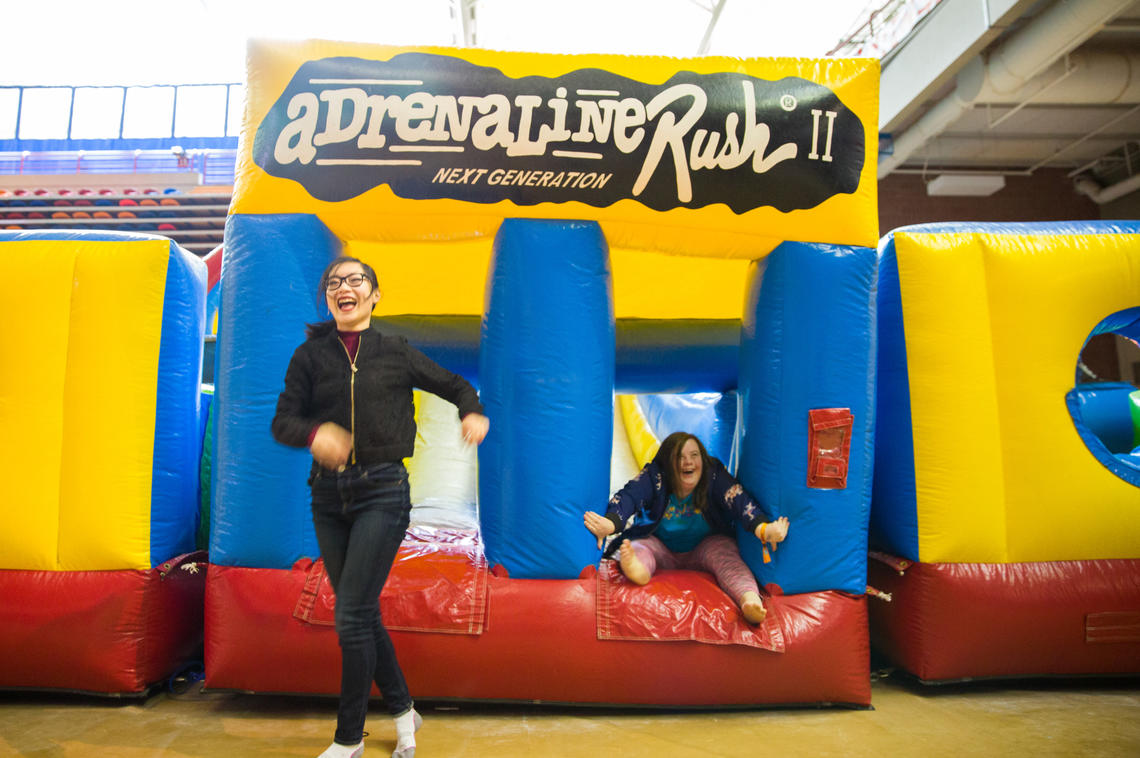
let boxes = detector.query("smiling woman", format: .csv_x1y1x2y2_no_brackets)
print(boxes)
323,260,379,333
271,253,489,758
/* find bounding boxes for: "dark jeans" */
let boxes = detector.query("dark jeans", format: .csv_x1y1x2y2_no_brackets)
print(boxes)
310,462,414,745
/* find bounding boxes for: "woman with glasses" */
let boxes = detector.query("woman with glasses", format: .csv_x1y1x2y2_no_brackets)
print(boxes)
273,255,489,758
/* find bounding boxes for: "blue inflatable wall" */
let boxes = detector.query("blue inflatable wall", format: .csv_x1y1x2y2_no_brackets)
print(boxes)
212,214,340,568
736,242,878,596
478,220,614,579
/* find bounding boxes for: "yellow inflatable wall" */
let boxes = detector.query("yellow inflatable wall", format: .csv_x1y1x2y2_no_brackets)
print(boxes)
1,239,170,571
893,229,1140,563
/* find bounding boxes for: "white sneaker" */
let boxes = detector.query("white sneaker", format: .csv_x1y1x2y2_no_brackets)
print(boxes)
318,740,364,758
392,709,423,758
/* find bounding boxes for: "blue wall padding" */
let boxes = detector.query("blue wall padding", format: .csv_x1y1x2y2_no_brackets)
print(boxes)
735,242,877,595
375,316,739,394
869,234,919,559
1087,307,1140,341
212,214,340,568
636,392,738,464
150,240,208,564
1070,382,1140,455
615,320,739,393
1066,386,1140,487
478,219,614,579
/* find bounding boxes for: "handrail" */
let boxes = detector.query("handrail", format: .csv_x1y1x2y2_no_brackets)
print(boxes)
0,148,237,185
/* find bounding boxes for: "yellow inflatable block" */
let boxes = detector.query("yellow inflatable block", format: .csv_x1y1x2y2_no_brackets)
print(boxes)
0,239,167,571
610,248,749,320
351,239,748,320
349,239,491,317
896,231,1140,563
58,241,167,570
0,243,77,570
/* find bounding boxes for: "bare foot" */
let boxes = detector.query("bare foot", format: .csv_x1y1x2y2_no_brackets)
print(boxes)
740,591,767,624
618,540,651,585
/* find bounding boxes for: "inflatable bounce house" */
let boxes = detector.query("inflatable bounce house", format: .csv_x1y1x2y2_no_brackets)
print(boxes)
205,40,881,706
0,230,207,694
870,222,1140,682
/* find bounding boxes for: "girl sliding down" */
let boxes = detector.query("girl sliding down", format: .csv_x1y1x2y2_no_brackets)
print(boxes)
584,431,788,624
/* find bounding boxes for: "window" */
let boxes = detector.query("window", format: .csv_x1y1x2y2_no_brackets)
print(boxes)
175,85,228,137
18,88,71,139
0,89,18,139
122,86,175,138
226,84,245,137
71,87,126,139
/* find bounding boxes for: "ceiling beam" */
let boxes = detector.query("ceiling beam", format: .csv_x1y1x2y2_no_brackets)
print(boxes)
451,0,478,47
696,0,727,55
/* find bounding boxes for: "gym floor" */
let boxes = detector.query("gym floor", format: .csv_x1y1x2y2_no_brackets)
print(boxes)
1,671,1138,757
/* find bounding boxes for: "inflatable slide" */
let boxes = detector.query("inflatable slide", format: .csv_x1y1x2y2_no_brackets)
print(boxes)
204,40,881,706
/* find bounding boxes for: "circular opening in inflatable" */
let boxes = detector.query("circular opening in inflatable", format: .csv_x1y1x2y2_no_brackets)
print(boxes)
1068,307,1140,487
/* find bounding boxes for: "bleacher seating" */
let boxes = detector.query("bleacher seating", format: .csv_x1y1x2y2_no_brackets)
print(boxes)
0,187,228,254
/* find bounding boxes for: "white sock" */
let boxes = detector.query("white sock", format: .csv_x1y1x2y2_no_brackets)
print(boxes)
317,740,363,758
393,708,422,757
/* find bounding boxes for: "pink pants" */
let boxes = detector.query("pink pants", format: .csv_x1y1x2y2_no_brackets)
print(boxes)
627,533,759,603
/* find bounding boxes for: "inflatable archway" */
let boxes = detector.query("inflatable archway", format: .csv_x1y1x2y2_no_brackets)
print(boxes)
206,40,880,706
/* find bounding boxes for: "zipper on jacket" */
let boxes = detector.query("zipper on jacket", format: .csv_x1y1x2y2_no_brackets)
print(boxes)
337,333,361,467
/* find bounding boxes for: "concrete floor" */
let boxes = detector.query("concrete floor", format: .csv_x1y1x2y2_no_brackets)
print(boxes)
1,673,1138,758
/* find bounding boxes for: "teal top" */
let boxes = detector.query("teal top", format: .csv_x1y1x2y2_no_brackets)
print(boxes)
655,491,711,552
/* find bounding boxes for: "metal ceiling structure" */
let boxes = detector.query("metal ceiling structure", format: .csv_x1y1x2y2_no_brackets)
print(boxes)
447,0,1139,204
869,0,1140,204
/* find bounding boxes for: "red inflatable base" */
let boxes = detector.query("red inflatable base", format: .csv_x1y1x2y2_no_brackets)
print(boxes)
868,554,1140,682
0,552,207,694
205,564,870,707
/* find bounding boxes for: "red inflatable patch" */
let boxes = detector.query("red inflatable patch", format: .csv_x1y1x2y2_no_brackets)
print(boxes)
595,560,785,652
293,527,488,635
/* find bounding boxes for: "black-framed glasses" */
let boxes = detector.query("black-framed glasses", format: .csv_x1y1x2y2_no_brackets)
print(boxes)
326,273,367,291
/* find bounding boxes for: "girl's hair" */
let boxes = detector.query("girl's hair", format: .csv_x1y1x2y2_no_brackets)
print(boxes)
657,431,712,511
306,255,380,338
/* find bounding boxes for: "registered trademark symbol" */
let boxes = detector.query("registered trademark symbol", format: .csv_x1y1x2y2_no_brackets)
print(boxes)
780,95,797,111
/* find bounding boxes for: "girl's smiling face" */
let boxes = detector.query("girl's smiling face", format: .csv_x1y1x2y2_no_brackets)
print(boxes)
325,262,380,332
674,438,703,498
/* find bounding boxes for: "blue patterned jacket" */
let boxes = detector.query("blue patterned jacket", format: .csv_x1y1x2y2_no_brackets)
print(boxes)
601,447,770,557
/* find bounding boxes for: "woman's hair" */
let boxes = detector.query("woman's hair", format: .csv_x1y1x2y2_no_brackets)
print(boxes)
657,431,712,511
306,255,380,338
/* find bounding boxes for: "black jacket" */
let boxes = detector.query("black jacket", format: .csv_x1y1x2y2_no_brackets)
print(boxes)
272,324,483,468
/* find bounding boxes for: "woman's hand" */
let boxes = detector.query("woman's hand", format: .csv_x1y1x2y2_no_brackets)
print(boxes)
461,413,490,445
310,422,353,469
583,511,616,549
755,516,790,545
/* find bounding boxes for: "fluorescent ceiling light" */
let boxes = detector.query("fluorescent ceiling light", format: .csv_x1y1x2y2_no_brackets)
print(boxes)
926,174,1006,196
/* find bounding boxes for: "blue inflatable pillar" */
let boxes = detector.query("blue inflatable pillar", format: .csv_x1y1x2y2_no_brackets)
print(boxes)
213,214,340,568
736,242,877,595
479,220,614,579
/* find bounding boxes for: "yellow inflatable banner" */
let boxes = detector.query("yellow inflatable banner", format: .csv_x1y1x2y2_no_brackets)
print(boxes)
233,40,879,256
